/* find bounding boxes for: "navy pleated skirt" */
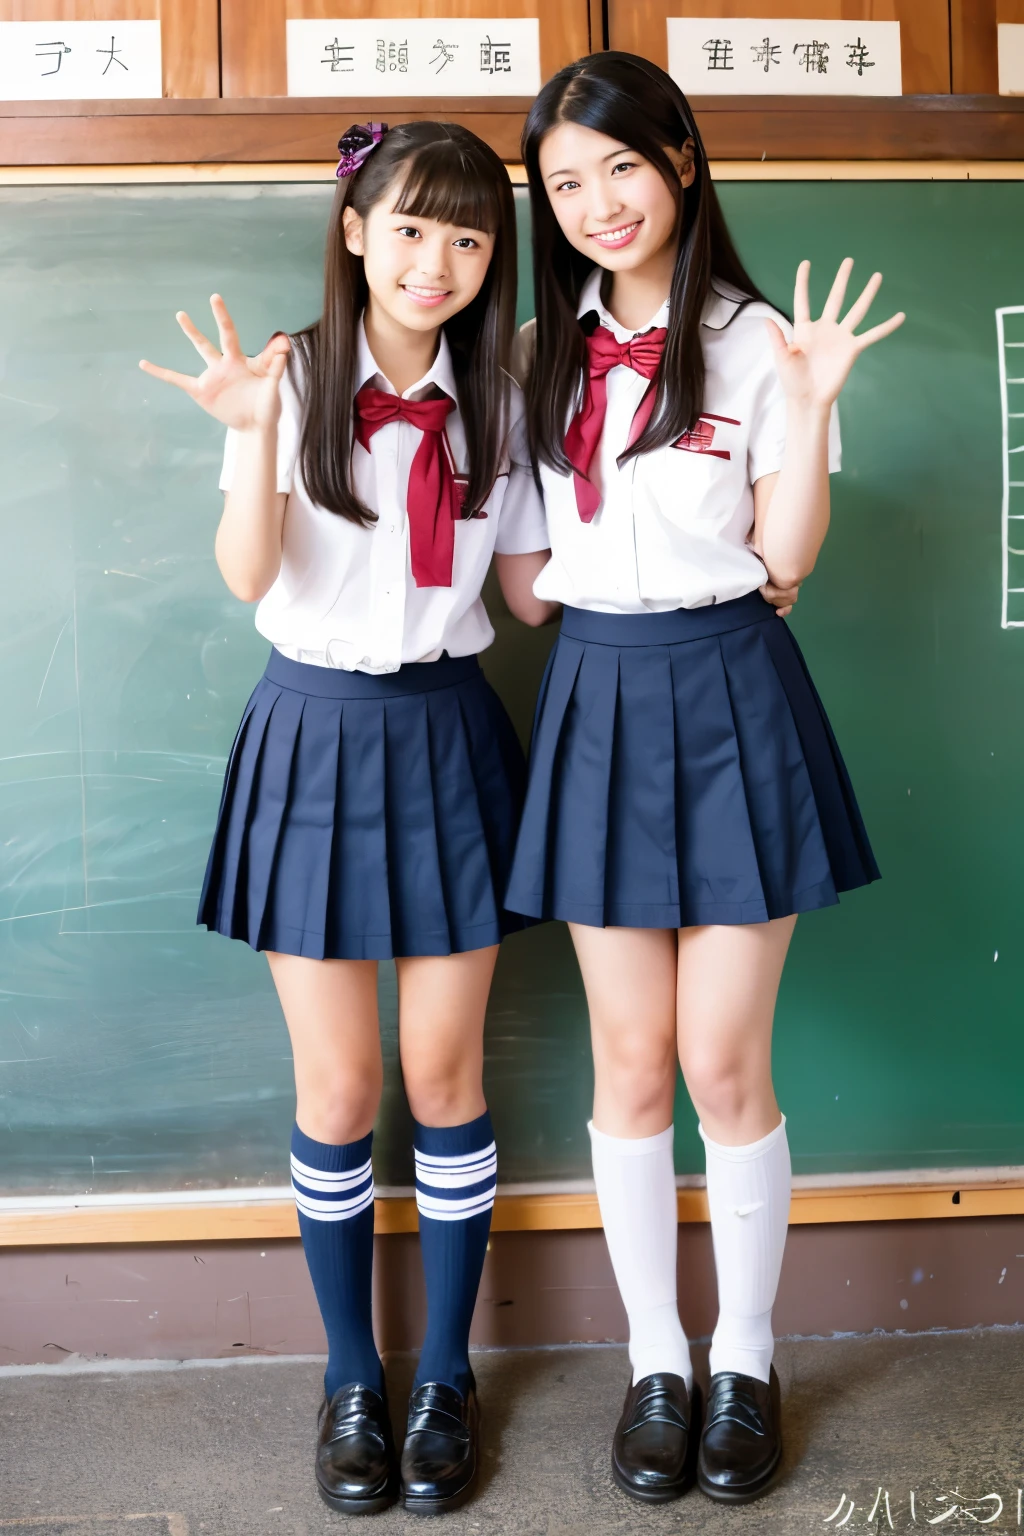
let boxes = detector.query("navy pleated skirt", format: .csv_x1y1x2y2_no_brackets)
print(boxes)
504,591,879,929
198,648,529,960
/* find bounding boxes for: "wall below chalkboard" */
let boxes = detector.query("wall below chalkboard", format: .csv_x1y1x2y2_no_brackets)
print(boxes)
1,176,1022,1201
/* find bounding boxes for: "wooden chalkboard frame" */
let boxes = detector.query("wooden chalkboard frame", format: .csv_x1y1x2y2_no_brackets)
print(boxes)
3,1171,1024,1246
3,159,1024,188
3,159,1023,1244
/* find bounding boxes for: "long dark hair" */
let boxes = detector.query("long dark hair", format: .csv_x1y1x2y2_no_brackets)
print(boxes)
522,52,770,475
292,121,516,525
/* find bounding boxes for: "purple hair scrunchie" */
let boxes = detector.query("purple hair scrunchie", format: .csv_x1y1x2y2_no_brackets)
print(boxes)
336,121,388,179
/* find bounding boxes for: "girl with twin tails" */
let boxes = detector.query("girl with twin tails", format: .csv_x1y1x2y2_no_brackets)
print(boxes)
141,121,553,1516
507,53,903,1505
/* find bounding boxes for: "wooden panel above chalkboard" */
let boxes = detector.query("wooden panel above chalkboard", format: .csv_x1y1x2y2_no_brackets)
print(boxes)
2,94,1024,166
609,0,951,95
220,0,592,99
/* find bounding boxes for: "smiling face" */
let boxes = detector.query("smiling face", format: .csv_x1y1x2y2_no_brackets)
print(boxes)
342,190,496,335
537,121,694,276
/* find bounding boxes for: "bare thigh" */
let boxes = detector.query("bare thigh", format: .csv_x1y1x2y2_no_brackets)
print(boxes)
396,946,499,1128
675,916,797,1146
267,951,380,1145
568,923,679,1138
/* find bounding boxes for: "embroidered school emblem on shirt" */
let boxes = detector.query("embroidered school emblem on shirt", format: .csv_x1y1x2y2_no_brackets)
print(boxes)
672,413,739,459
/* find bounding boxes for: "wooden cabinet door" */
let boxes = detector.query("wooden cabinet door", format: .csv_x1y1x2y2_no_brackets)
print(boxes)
222,0,593,99
0,0,219,97
608,0,951,96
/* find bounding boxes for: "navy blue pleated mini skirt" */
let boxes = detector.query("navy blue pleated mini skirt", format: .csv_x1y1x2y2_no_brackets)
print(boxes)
198,648,529,960
504,591,879,929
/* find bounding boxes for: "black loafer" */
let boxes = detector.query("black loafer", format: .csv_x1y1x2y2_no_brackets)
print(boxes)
401,1376,479,1514
611,1372,702,1503
697,1365,782,1504
315,1382,400,1515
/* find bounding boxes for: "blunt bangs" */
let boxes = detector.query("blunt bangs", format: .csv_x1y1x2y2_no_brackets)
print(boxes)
292,119,516,530
390,142,504,235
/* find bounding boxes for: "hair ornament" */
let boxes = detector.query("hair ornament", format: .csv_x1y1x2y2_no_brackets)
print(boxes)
336,121,388,179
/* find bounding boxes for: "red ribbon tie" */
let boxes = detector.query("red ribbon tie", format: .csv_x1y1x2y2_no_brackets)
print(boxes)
353,386,459,587
564,324,667,522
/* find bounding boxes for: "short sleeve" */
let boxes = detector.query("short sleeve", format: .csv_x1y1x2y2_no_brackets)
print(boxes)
493,396,550,555
747,313,842,483
218,357,302,494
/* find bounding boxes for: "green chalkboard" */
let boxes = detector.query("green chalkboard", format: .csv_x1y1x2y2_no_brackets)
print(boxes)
1,180,1022,1197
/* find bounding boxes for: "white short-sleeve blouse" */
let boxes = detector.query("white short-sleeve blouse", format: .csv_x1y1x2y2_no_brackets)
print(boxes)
220,318,549,674
531,268,841,614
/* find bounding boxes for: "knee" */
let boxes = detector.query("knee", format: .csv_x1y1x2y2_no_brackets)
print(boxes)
402,1057,483,1128
295,1070,381,1146
682,1052,761,1131
595,1030,676,1121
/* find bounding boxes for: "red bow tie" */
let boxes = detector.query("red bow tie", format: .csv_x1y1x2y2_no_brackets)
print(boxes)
353,386,459,587
564,324,667,522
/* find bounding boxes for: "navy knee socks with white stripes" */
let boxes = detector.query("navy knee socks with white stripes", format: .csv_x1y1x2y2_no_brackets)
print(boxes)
290,1123,383,1401
290,1112,496,1403
413,1110,497,1396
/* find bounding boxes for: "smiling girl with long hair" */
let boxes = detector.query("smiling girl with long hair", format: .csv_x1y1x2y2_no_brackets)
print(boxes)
506,53,903,1506
141,120,551,1517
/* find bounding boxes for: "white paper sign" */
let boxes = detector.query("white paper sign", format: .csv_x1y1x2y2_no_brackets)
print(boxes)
668,18,901,96
998,25,1024,95
286,17,540,97
0,20,162,101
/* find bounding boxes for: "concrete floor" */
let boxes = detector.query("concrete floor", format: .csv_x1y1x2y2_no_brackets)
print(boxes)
1,1331,1022,1535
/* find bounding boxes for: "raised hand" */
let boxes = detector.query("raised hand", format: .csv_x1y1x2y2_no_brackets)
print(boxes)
139,293,290,433
765,258,905,409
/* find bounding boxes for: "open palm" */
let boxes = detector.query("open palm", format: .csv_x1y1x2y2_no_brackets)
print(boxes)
139,293,290,433
766,258,905,408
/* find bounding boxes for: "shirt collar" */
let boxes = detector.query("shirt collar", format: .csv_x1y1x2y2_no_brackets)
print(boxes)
575,267,668,341
575,266,746,337
355,314,458,401
701,281,746,331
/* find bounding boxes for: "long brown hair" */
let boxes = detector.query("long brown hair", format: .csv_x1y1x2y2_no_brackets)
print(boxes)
522,52,771,476
292,121,517,525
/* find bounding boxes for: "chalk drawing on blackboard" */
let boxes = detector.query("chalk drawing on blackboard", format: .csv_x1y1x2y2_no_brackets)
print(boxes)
997,305,1024,628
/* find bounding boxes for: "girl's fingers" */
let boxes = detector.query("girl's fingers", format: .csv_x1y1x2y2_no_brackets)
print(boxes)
210,293,244,360
138,358,200,395
175,310,221,365
267,350,288,380
821,256,854,323
764,317,790,357
842,271,883,332
793,260,811,325
258,332,291,369
854,311,906,349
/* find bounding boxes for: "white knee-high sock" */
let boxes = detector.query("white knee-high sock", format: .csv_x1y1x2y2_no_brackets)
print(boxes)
588,1121,693,1391
701,1114,792,1385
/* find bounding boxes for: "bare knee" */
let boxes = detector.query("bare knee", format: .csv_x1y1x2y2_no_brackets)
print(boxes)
682,1052,771,1138
594,1028,677,1132
402,1054,484,1128
295,1067,382,1145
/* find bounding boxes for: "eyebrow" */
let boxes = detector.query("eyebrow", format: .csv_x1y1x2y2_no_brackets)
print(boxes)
544,145,636,179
